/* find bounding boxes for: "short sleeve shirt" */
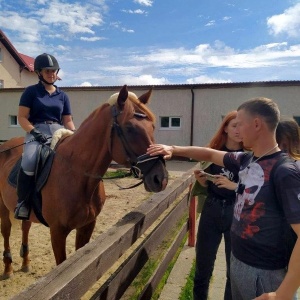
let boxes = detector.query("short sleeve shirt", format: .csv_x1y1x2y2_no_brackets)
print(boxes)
19,82,72,124
224,151,300,269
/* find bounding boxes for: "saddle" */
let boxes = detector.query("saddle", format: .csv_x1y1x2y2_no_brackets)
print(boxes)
8,144,55,226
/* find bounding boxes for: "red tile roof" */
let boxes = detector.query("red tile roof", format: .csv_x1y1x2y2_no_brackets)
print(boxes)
19,53,35,72
0,29,34,72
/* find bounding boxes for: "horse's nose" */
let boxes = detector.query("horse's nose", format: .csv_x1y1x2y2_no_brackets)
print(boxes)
161,177,168,190
144,173,168,192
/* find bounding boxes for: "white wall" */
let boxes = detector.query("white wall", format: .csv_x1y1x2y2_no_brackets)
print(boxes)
1,82,300,145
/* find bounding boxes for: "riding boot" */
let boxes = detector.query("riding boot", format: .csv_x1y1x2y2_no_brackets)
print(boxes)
14,168,34,220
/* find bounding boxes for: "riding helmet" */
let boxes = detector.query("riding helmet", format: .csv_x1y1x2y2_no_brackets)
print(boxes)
34,53,60,72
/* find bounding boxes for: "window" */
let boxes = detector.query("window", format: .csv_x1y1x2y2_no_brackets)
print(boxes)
9,115,19,127
0,80,3,89
160,116,181,129
0,48,2,62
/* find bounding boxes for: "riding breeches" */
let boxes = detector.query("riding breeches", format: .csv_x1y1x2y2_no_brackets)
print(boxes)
21,123,63,175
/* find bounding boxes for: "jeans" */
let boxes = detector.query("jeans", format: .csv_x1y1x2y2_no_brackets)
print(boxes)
193,196,234,300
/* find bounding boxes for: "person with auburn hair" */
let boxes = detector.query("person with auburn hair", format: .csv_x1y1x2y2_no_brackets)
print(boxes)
147,97,300,300
193,111,243,300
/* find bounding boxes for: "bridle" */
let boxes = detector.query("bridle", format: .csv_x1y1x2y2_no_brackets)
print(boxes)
110,104,164,186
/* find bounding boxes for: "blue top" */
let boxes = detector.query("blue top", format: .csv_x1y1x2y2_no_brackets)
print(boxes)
19,81,72,124
224,151,300,270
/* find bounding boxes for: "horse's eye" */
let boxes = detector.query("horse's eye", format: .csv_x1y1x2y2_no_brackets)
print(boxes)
134,112,147,118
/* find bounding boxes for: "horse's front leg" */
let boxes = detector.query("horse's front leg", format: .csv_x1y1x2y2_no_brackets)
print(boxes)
20,220,32,272
50,226,71,265
0,206,13,279
75,220,96,250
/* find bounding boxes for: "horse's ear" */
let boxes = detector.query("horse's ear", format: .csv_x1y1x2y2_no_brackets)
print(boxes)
138,87,153,104
117,85,128,108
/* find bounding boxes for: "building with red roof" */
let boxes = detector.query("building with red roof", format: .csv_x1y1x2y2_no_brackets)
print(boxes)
0,29,36,88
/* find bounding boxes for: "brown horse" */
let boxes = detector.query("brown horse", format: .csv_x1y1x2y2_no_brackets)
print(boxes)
0,85,168,278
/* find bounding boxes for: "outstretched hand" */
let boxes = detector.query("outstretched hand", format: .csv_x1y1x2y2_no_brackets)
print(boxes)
147,144,173,160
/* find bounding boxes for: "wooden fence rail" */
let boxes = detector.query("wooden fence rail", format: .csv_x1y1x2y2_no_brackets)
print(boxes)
13,170,196,300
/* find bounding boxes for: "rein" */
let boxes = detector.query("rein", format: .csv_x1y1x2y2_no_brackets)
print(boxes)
1,104,163,191
0,138,36,153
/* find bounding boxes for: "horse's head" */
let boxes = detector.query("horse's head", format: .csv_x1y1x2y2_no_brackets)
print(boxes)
108,85,168,192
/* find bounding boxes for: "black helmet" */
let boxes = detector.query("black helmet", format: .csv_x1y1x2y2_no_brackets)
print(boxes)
34,53,60,72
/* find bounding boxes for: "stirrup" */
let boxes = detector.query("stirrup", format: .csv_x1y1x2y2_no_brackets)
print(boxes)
14,202,30,220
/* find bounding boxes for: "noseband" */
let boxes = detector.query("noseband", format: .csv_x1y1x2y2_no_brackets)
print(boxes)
110,105,164,180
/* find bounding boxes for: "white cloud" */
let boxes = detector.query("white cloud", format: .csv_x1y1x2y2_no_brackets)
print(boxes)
133,0,153,7
267,3,300,37
205,20,215,27
131,40,300,70
223,16,231,21
80,81,93,86
122,28,135,33
115,74,169,85
35,0,104,35
80,36,106,41
0,11,43,42
187,75,232,84
57,45,69,51
122,9,147,14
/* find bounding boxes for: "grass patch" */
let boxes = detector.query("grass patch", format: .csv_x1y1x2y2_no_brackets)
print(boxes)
179,259,196,300
152,236,188,300
103,169,132,178
126,206,189,300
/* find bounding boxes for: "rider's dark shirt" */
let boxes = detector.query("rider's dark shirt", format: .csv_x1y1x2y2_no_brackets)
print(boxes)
19,81,72,124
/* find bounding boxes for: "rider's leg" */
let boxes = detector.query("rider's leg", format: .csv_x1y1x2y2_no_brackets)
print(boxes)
14,168,34,220
14,124,59,220
14,134,40,220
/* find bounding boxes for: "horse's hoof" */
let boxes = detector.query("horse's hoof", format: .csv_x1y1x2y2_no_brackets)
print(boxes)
21,265,30,273
1,272,14,280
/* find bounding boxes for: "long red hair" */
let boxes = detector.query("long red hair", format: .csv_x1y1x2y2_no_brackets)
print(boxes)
208,111,240,150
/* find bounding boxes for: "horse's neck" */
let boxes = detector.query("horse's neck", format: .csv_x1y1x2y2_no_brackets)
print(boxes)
59,107,113,178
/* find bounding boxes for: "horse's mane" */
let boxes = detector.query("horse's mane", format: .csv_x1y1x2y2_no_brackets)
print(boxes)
107,92,156,123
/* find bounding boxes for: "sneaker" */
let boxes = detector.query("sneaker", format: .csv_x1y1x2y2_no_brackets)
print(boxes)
14,202,30,220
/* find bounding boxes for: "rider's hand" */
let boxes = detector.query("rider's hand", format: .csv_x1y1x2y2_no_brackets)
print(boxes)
30,128,48,143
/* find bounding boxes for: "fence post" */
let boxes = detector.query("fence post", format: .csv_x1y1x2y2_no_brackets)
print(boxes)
188,183,197,247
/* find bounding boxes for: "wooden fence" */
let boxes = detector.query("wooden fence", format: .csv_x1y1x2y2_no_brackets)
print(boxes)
12,169,197,300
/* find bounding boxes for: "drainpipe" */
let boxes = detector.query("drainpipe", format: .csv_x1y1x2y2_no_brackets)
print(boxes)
190,87,195,146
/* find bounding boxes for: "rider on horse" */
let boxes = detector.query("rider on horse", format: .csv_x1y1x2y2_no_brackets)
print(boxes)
14,53,76,220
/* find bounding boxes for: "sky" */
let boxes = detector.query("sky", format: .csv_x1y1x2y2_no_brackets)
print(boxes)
1,0,300,87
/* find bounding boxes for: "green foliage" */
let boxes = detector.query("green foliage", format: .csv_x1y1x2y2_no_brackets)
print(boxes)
152,236,188,300
103,169,131,178
127,210,188,300
179,259,196,300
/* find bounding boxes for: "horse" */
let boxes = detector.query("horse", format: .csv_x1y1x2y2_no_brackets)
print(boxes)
0,85,168,279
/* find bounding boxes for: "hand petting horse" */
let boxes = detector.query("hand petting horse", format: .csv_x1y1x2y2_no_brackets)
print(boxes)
0,85,168,279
